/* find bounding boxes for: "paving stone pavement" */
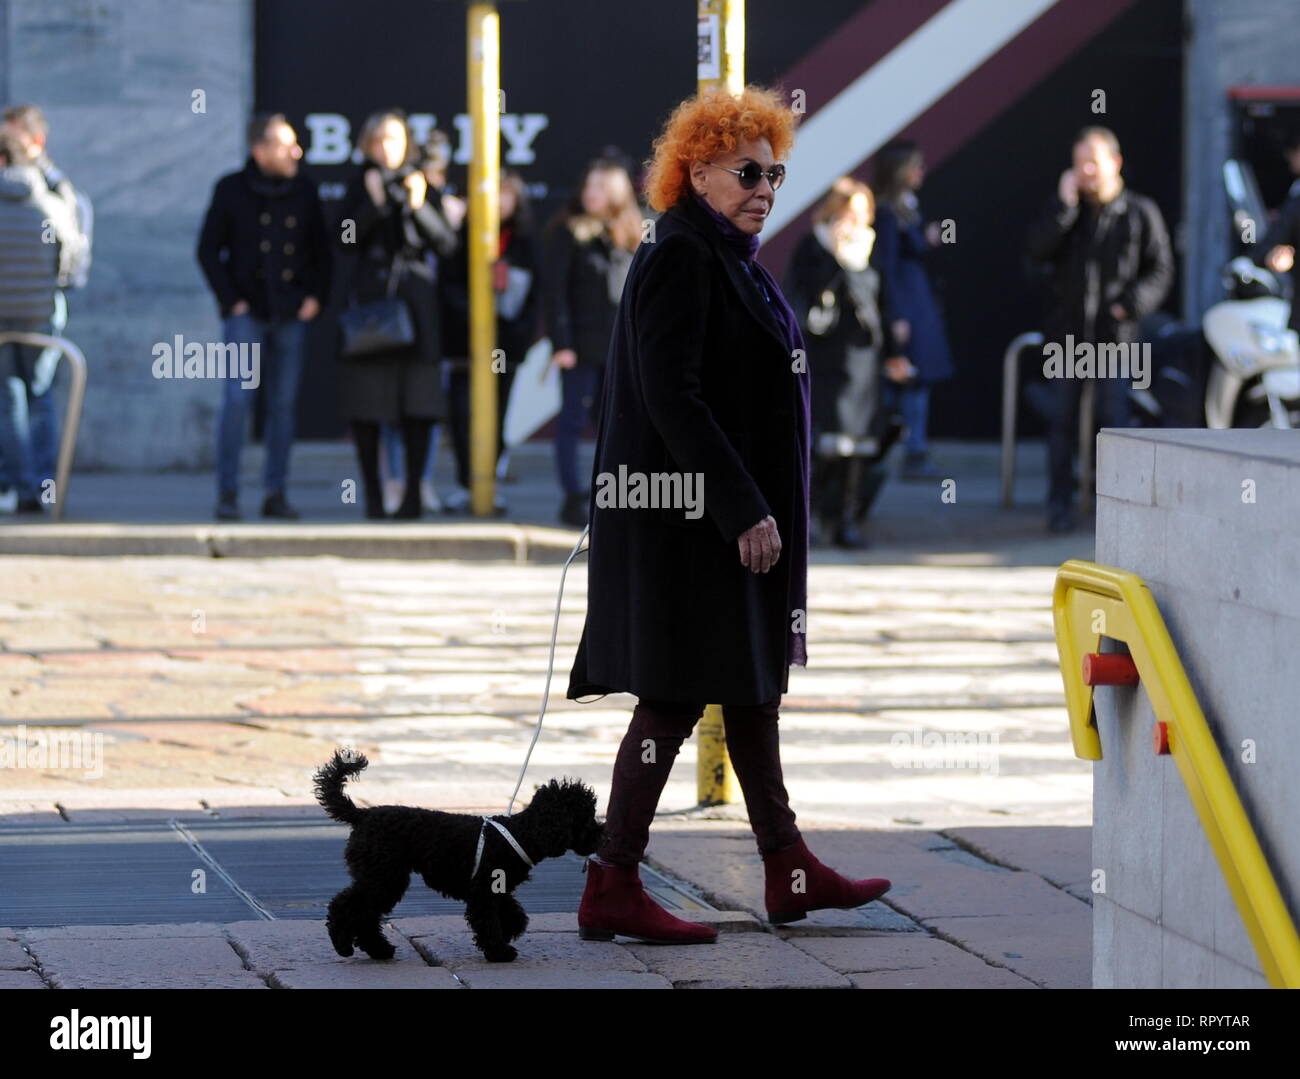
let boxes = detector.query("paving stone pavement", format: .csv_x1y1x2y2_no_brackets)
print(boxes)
0,543,1097,987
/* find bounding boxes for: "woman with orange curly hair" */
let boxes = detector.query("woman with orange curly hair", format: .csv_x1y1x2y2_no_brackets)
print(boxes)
564,86,892,947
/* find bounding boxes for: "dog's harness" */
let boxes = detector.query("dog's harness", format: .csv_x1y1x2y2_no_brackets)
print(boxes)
472,815,535,879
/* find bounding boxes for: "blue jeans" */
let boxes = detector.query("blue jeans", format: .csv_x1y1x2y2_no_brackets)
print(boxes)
21,291,67,497
884,380,931,458
0,316,54,501
554,363,603,496
215,313,306,496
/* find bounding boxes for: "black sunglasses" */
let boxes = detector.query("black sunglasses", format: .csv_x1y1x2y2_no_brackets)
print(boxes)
707,160,786,191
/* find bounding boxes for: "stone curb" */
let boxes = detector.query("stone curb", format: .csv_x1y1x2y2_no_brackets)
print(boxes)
0,523,585,561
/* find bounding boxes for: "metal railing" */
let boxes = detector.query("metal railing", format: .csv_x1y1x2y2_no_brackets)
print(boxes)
1000,331,1096,512
1053,559,1300,988
0,332,87,522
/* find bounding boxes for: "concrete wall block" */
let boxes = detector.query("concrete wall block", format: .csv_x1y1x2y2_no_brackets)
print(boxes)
1153,441,1293,528
1094,682,1163,923
1112,899,1163,989
1160,758,1219,950
1099,426,1300,987
1211,949,1270,990
1097,432,1155,506
1092,895,1115,989
1160,927,1217,988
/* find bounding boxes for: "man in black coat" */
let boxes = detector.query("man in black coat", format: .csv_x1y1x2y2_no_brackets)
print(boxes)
1026,125,1173,532
0,130,78,513
1261,130,1300,334
197,113,331,521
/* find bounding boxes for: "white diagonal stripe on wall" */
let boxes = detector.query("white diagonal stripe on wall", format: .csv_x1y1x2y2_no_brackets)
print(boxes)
765,0,1061,239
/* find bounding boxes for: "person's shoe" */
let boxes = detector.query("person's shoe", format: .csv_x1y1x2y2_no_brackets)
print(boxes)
391,486,423,519
382,477,405,516
215,491,241,521
1047,504,1076,534
833,521,869,550
442,487,471,514
762,837,891,924
262,492,300,520
577,858,717,944
420,479,441,514
900,453,941,480
559,492,587,527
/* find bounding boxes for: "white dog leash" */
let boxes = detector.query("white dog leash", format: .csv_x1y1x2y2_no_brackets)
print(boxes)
471,522,591,876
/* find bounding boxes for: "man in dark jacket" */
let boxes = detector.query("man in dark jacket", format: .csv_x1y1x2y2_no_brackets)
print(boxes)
1,104,89,513
1026,125,1173,532
0,130,79,513
1261,130,1300,333
197,113,331,520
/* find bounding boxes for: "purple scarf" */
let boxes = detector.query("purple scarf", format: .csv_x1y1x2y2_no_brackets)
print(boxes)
689,191,811,669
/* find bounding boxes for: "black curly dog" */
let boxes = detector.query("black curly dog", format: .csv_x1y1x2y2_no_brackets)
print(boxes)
313,749,603,963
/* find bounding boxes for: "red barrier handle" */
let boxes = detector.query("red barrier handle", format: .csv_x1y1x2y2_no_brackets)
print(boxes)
1082,652,1140,686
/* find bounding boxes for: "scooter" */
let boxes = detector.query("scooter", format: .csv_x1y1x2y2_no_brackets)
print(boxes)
1133,257,1300,429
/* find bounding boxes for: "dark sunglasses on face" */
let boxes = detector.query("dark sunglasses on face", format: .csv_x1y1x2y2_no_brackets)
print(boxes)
707,160,786,191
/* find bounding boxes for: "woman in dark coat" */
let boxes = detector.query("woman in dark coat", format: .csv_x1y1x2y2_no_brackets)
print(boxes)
783,176,906,550
336,110,457,519
539,157,640,526
565,86,891,947
870,139,954,480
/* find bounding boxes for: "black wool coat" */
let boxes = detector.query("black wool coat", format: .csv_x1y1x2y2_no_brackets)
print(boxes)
335,163,458,422
565,193,809,707
196,158,332,322
1025,187,1174,345
783,229,893,442
539,213,626,367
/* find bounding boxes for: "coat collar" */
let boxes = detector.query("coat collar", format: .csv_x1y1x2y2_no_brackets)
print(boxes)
662,195,792,356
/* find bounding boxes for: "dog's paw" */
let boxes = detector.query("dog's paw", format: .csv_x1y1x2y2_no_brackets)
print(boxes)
359,937,397,961
484,945,518,963
327,924,354,958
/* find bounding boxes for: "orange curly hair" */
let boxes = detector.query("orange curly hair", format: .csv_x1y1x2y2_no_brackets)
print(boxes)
643,85,798,212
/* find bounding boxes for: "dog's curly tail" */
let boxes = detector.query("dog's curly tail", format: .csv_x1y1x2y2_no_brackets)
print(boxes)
313,748,369,824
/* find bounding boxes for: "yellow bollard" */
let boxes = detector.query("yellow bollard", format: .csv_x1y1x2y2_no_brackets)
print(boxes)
695,704,740,806
693,0,745,806
466,3,500,518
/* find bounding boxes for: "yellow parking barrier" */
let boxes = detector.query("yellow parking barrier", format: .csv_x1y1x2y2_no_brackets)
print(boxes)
1053,558,1300,988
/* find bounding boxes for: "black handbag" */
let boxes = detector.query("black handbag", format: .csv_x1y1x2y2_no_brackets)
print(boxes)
338,252,416,358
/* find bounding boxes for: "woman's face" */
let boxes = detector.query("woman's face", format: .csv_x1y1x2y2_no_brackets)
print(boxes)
499,181,517,221
835,191,872,234
904,154,925,190
693,136,777,236
580,169,613,217
370,119,407,171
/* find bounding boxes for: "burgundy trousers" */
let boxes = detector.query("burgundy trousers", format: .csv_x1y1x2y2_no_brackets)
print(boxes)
597,696,802,866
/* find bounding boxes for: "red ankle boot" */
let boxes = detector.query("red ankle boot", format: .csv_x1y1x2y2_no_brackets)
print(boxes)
578,858,717,944
762,837,891,924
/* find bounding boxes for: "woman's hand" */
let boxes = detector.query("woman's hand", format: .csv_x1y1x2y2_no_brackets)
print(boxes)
443,194,467,230
404,171,427,210
551,349,578,370
1267,244,1295,273
925,220,943,246
738,515,781,574
884,356,915,382
364,168,386,207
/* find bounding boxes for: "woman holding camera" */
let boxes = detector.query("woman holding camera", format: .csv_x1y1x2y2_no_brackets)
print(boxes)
337,110,458,519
